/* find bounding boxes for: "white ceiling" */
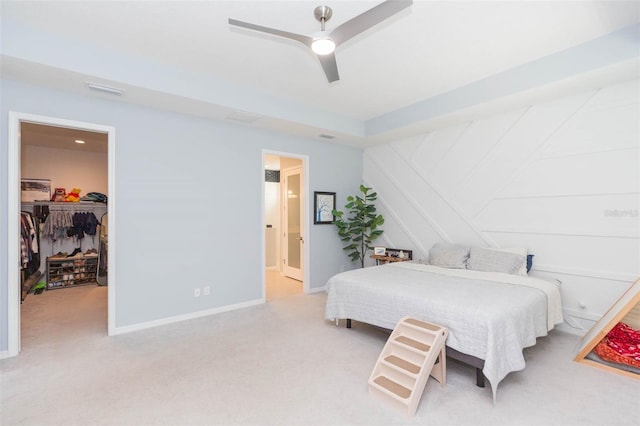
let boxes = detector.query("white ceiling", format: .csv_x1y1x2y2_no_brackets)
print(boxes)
21,122,108,154
2,1,639,148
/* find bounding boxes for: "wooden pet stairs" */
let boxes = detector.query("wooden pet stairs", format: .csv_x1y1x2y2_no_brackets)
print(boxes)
368,317,448,416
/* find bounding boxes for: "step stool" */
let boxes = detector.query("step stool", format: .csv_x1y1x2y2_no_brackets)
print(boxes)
368,317,448,416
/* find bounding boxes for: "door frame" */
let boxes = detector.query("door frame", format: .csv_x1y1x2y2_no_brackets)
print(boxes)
6,112,116,358
261,150,310,300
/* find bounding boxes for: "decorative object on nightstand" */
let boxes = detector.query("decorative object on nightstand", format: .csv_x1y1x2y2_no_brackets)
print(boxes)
371,248,413,265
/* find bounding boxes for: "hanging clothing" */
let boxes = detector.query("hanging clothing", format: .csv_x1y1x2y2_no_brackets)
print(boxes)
42,210,74,241
42,210,99,241
33,205,50,223
20,211,40,274
23,212,38,254
20,239,29,269
71,211,99,239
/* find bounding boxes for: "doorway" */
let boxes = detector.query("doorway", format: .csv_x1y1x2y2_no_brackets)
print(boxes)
7,112,116,358
263,152,309,301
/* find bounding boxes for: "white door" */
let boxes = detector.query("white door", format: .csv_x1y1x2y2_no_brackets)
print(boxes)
282,166,303,281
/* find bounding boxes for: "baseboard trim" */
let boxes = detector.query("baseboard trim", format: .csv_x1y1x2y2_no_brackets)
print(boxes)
113,299,264,335
564,307,601,322
555,322,585,336
307,285,326,294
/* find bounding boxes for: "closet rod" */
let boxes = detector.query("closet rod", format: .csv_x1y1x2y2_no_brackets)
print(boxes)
47,206,106,211
22,201,107,211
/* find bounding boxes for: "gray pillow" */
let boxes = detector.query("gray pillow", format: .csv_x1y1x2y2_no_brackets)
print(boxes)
467,247,526,275
428,244,470,269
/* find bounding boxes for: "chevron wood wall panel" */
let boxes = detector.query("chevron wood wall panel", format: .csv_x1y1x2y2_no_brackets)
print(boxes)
363,79,639,332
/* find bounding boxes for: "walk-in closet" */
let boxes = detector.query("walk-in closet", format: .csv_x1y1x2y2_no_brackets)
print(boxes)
19,122,109,323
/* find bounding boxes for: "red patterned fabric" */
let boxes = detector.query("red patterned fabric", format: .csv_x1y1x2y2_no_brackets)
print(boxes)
606,322,640,361
594,340,640,369
593,322,640,368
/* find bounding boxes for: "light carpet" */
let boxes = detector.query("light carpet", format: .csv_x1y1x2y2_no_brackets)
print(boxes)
1,285,638,425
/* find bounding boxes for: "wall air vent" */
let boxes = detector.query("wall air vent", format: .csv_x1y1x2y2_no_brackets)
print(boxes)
86,82,125,95
225,111,262,124
265,170,280,183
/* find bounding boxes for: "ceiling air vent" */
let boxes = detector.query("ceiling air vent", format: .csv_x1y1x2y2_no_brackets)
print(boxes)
319,133,335,139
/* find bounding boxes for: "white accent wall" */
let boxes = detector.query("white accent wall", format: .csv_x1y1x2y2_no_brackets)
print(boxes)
364,79,639,333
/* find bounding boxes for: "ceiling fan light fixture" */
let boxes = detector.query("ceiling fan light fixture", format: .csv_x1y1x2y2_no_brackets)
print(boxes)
229,1,413,81
311,38,335,55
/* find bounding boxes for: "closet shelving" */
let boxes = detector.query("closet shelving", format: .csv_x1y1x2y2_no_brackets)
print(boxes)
46,254,98,289
22,201,107,290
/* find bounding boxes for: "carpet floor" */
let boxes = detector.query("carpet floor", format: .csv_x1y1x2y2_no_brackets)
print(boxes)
1,284,638,425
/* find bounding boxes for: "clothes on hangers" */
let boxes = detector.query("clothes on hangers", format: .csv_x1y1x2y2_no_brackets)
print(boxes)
42,210,74,241
20,211,40,273
72,211,99,239
42,209,99,241
33,204,50,223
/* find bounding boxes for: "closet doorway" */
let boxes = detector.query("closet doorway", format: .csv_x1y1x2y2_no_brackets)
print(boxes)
263,152,309,301
7,112,116,358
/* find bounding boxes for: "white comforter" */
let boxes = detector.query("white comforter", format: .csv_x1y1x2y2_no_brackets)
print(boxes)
325,262,563,401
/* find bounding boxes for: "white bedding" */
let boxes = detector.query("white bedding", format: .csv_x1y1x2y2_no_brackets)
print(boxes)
325,262,563,401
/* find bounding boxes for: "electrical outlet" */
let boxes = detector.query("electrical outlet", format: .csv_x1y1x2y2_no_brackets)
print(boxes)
194,288,200,297
203,286,210,296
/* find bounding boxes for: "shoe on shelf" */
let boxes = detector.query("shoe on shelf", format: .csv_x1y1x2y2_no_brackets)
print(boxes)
67,248,82,257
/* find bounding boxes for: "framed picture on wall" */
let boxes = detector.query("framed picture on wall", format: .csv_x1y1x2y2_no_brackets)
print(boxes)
314,191,336,224
21,178,51,202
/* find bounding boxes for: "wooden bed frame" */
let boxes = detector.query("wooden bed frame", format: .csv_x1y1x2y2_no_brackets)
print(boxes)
345,318,486,387
574,278,640,379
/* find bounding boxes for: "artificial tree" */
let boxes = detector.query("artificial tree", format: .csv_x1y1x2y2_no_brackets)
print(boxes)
332,185,384,268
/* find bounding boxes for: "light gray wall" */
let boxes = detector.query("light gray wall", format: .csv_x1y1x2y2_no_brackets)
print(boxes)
0,78,363,351
364,78,639,334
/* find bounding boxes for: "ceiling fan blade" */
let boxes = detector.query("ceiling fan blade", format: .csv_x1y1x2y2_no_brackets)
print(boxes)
330,0,413,46
229,18,313,47
317,53,340,83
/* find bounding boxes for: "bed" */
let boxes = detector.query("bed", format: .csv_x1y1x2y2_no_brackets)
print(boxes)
325,261,563,401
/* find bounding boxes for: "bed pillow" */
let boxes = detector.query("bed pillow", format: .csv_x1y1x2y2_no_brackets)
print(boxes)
491,247,529,276
467,247,526,275
428,243,470,269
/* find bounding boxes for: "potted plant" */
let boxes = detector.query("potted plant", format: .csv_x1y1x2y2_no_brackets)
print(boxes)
332,185,384,268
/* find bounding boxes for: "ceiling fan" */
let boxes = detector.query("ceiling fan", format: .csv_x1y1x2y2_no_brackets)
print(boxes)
228,0,413,83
